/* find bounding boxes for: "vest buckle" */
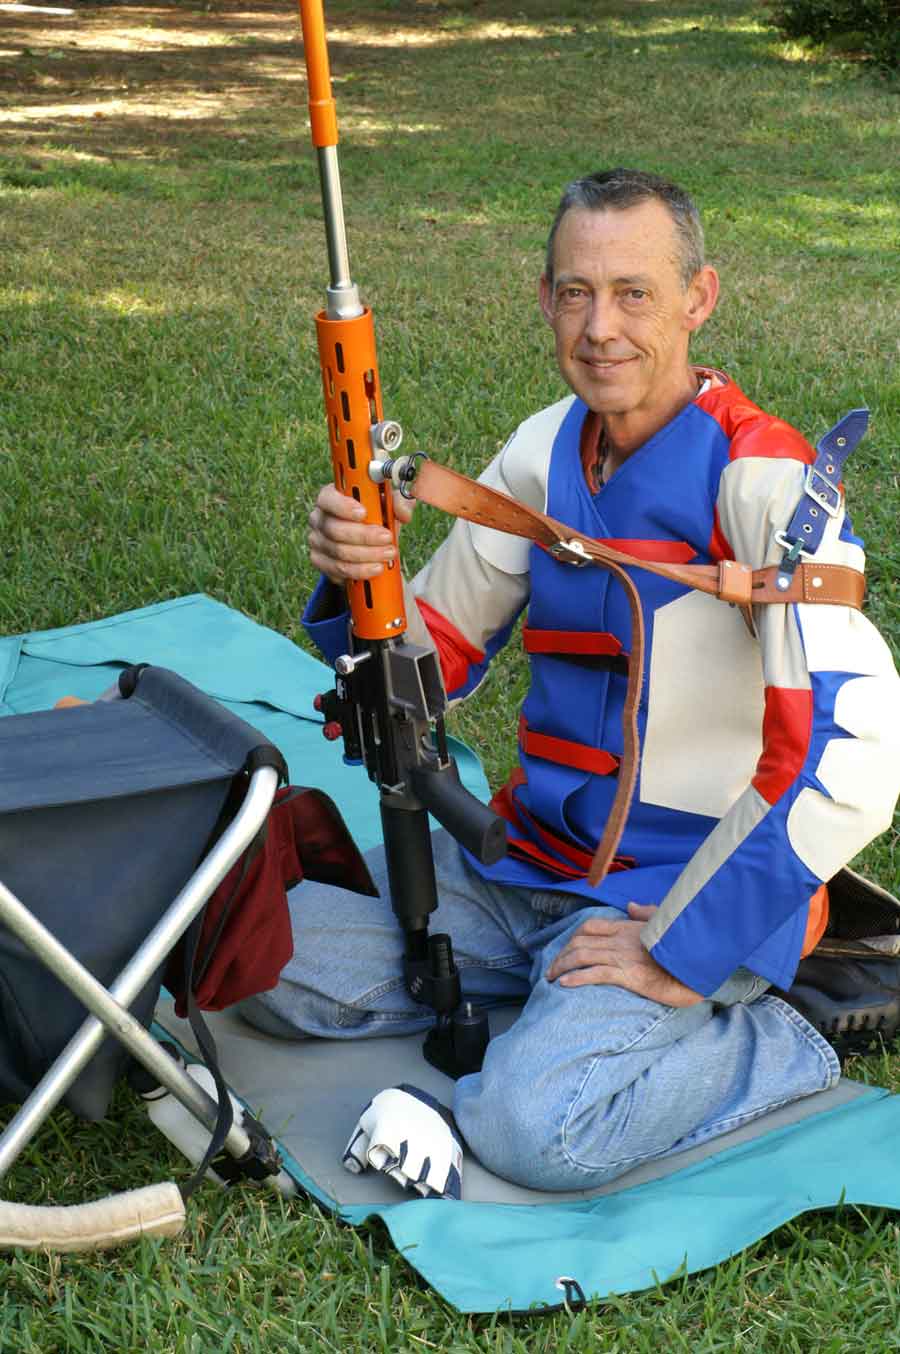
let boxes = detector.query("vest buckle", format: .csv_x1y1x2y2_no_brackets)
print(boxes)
549,538,591,568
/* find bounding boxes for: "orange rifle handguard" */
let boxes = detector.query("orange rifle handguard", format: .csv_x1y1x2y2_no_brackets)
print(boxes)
315,308,407,640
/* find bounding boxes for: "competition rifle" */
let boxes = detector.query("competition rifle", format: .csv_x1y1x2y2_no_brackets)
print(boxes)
297,0,506,1079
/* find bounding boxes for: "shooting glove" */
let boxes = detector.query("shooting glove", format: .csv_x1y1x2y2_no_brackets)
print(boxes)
342,1084,463,1200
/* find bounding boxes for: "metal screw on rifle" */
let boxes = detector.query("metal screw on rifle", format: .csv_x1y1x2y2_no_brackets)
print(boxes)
335,651,372,676
370,420,403,454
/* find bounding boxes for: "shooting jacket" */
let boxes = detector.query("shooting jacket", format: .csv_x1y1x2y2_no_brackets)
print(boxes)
306,370,900,997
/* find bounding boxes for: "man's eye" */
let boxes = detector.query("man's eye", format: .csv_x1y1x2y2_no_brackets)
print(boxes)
559,287,586,303
625,289,647,302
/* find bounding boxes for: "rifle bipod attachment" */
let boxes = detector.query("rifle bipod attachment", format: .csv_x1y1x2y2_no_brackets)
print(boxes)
407,930,490,1081
315,636,507,1079
381,798,493,1080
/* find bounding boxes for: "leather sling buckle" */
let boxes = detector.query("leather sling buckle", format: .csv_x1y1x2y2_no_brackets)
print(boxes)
717,560,753,606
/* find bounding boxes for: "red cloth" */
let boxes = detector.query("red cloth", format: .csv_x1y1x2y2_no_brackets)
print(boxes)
165,784,377,1014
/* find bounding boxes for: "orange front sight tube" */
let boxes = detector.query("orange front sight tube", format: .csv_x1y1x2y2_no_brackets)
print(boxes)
297,0,338,148
316,308,407,641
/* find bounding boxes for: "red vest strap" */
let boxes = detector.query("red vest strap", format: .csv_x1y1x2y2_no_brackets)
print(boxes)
518,715,620,777
522,627,623,658
491,770,635,881
506,834,634,879
506,833,588,879
597,538,696,563
515,797,635,873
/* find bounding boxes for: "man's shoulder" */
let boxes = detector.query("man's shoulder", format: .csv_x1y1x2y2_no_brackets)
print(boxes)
510,393,578,450
492,394,578,507
694,372,815,467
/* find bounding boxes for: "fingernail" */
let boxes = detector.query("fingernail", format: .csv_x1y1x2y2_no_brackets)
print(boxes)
352,505,367,519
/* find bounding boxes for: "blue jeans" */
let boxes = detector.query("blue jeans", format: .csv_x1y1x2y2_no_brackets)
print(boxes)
240,831,839,1191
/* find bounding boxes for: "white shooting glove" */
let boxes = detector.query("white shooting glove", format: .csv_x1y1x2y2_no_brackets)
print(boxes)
342,1084,463,1200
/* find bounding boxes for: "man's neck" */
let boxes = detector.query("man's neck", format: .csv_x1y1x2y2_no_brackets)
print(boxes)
597,368,702,470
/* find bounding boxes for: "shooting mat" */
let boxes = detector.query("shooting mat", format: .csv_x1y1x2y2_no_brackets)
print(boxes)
4,595,900,1312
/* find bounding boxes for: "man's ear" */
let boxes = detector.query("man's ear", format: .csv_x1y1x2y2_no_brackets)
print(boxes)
684,265,720,333
538,273,555,326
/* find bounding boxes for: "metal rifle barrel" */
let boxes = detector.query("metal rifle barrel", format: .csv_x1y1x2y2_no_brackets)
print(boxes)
296,0,359,317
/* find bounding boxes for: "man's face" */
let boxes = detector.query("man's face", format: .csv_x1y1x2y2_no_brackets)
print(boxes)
539,200,717,423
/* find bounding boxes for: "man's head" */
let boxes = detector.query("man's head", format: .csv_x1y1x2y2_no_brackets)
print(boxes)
544,169,705,292
539,169,719,442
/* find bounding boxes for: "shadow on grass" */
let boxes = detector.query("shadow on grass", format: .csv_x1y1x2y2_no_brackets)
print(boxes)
1,0,894,283
0,0,877,170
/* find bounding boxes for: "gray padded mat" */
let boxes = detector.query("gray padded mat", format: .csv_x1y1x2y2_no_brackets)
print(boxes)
154,998,868,1207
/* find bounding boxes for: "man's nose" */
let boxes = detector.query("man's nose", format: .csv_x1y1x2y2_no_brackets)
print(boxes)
583,293,618,345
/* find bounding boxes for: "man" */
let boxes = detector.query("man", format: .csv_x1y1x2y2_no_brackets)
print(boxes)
242,169,900,1193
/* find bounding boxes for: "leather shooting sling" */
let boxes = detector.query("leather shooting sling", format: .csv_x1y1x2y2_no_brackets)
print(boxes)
409,458,866,887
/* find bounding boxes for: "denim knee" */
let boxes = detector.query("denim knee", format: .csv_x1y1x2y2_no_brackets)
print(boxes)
453,1068,573,1189
239,974,431,1040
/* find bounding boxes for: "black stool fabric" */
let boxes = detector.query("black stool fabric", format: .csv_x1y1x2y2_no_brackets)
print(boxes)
0,667,280,1120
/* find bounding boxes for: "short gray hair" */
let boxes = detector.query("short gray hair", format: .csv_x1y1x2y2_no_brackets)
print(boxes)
545,169,705,290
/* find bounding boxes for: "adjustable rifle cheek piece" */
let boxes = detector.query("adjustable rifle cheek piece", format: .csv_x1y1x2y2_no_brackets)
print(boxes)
299,0,507,1079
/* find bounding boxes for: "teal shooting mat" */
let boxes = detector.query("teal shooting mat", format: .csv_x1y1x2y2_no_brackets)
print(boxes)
153,997,898,1313
3,595,900,1312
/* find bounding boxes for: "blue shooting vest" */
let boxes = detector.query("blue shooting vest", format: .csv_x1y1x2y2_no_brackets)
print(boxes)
477,395,739,903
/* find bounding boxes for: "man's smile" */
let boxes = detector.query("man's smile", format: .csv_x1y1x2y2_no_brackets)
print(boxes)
579,355,639,370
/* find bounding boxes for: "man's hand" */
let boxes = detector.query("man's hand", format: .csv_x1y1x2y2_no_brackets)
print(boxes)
545,902,703,1008
308,483,415,586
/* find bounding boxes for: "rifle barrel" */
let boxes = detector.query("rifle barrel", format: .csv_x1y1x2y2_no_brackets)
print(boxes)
298,0,362,318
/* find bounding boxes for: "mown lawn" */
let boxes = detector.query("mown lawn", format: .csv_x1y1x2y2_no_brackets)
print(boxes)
0,0,898,1347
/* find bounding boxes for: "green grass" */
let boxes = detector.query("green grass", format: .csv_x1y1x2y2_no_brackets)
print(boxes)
0,0,899,1343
